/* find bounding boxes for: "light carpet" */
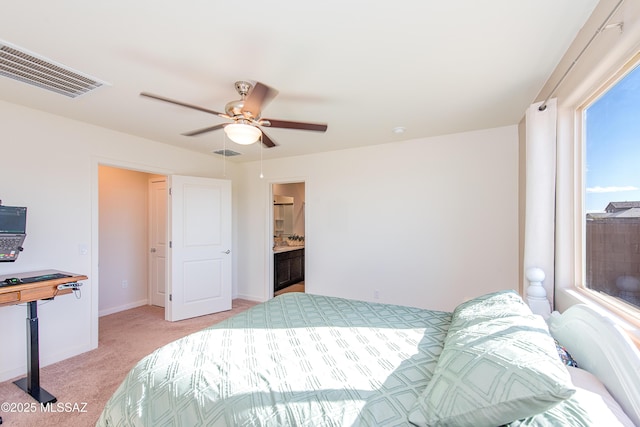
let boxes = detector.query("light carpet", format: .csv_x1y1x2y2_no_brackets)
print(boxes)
0,299,257,427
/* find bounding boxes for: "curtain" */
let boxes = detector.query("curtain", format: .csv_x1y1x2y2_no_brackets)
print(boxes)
523,98,557,309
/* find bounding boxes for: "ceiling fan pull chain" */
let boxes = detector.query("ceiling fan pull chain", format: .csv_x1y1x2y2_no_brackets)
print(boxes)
259,134,264,179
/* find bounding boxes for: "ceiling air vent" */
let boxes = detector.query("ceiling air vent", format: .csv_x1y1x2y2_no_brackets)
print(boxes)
0,41,106,98
213,149,241,157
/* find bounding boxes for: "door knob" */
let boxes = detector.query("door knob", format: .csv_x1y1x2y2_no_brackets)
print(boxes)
222,249,231,254
150,248,157,253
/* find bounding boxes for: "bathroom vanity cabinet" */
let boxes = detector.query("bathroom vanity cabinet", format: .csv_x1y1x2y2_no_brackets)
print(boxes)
274,247,304,292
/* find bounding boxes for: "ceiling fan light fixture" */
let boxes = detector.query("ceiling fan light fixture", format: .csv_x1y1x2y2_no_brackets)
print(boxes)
224,123,262,145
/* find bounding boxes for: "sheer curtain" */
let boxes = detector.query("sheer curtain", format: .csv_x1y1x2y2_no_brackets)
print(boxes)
523,98,557,314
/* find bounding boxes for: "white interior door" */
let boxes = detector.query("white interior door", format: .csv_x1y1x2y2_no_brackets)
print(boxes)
149,177,167,307
167,175,232,321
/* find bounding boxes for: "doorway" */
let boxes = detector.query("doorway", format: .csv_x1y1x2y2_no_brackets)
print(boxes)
271,182,306,297
98,165,164,316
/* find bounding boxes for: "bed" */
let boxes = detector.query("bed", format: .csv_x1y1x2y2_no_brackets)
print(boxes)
96,291,640,426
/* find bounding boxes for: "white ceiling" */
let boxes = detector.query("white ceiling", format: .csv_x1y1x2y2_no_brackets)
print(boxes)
1,1,598,162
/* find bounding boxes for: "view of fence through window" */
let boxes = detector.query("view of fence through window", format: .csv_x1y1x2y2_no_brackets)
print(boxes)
584,61,640,310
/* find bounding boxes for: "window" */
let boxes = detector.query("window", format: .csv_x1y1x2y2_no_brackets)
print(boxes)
582,58,640,312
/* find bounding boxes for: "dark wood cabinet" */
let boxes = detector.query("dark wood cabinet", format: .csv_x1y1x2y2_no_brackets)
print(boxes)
274,248,304,292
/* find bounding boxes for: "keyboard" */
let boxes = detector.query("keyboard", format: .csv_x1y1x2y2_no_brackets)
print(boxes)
0,236,23,250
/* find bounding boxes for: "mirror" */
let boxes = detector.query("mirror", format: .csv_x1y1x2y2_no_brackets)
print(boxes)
274,195,294,240
272,182,305,250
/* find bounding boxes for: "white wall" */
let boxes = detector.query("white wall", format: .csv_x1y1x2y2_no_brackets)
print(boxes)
236,125,519,311
0,101,232,382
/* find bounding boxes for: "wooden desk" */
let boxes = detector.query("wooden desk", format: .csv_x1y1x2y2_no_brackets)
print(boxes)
0,269,88,404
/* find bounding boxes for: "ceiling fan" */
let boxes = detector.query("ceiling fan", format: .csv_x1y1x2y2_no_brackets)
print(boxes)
140,81,328,148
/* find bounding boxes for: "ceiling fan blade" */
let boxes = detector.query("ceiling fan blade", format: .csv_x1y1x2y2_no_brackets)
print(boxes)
140,92,228,118
242,82,278,118
182,123,226,137
264,118,328,132
260,130,277,148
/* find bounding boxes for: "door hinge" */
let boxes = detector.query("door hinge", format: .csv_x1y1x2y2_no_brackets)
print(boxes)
169,187,172,196
169,294,172,302
169,241,172,248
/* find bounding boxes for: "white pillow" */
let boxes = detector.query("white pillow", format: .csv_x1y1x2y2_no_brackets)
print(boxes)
567,366,635,427
508,366,636,426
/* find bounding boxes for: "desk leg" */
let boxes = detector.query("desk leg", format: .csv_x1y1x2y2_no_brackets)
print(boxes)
13,301,57,404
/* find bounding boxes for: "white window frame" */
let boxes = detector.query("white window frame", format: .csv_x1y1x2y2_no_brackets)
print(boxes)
555,51,640,345
580,53,640,319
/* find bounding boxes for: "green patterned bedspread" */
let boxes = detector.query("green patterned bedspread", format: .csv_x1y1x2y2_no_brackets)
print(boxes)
96,293,451,426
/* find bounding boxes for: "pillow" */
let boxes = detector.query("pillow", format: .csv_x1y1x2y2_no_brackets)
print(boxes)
408,313,575,427
508,367,635,426
447,290,534,335
565,367,634,425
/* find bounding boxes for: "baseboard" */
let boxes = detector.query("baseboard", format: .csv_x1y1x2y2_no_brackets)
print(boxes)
99,299,149,317
235,293,265,303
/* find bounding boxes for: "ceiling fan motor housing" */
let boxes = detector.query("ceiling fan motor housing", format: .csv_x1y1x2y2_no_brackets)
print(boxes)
225,99,247,118
226,81,255,118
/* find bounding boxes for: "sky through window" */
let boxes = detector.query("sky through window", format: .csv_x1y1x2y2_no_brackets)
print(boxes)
585,63,640,213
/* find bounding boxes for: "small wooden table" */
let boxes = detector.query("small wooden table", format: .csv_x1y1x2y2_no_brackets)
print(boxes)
0,269,88,403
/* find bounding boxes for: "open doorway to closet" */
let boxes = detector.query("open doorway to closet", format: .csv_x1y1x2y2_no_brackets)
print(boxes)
98,165,166,316
272,182,305,297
